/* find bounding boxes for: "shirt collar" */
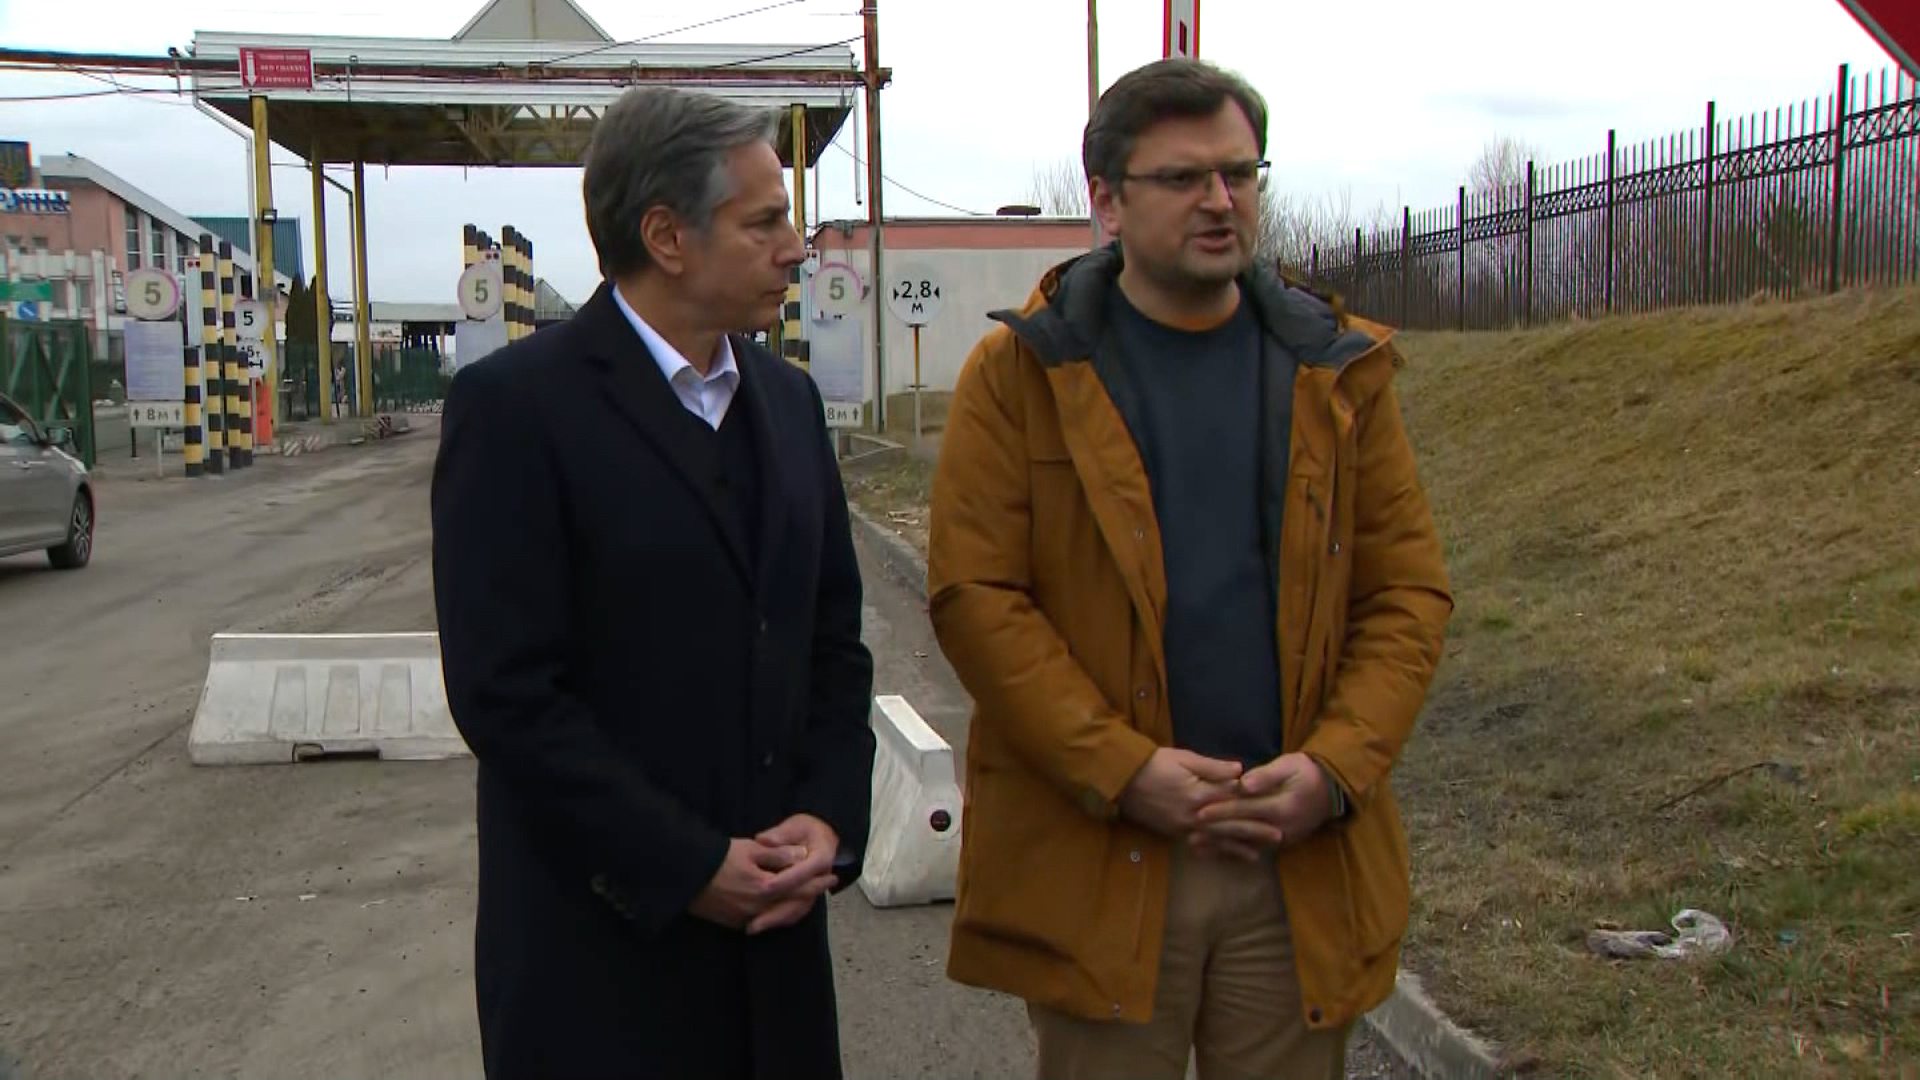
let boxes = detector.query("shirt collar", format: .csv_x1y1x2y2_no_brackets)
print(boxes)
611,285,739,387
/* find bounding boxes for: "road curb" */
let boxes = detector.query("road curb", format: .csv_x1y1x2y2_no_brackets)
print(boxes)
846,504,1507,1080
1361,970,1505,1080
852,505,932,604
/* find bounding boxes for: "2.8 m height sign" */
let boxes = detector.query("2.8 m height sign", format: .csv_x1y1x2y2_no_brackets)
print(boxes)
1164,0,1198,58
1836,0,1918,78
886,265,944,326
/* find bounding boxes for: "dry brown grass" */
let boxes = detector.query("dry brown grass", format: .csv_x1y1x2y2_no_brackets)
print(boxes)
1394,284,1920,1079
843,452,934,555
850,285,1920,1079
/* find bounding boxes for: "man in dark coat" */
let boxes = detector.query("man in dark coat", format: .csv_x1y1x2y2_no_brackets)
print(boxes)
430,85,876,1080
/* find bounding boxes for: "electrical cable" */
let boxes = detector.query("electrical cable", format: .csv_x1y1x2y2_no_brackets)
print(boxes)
827,139,986,216
542,0,826,65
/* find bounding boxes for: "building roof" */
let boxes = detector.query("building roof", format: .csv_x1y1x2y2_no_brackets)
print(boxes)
821,215,1094,227
811,215,1098,252
812,214,1093,237
454,0,613,43
37,154,293,290
533,277,576,320
186,0,864,169
193,215,307,284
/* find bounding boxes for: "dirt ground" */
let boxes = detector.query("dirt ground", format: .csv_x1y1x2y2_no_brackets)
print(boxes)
0,428,1034,1079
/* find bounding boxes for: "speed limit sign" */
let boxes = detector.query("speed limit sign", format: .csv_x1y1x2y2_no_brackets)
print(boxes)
458,260,504,321
812,262,863,321
124,267,180,321
235,299,269,341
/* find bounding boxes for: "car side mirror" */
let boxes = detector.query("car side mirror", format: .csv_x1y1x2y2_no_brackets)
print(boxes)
45,426,73,449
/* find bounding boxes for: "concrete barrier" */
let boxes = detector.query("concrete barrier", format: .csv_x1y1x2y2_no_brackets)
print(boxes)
188,632,469,765
857,694,962,908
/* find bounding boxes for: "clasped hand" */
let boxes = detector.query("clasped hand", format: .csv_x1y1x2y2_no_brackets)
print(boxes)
690,813,840,935
1117,748,1334,861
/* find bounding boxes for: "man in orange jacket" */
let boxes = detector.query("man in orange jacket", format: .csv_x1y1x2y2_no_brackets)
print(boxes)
927,57,1453,1080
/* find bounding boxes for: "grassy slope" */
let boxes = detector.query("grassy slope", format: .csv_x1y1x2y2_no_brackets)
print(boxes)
844,284,1920,1079
1392,285,1919,1079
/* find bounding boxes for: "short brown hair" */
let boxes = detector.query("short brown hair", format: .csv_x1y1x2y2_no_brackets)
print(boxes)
1081,58,1269,184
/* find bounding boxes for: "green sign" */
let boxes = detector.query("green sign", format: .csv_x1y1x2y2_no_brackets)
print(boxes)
0,280,54,303
0,141,28,189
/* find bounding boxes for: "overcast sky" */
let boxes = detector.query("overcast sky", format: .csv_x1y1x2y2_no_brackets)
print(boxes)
0,0,1899,303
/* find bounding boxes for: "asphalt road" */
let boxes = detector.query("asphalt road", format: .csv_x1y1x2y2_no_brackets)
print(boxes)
0,423,1409,1079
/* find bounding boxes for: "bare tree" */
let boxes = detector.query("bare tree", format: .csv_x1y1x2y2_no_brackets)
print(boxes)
1256,186,1395,280
1464,135,1549,326
1025,157,1089,217
1467,135,1544,197
1255,186,1325,269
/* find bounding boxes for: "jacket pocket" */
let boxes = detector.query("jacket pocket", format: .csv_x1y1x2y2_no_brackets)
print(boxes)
1337,796,1412,959
954,765,1098,961
1027,453,1084,536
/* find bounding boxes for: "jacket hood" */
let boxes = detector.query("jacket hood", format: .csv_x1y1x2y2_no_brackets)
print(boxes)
989,242,1395,376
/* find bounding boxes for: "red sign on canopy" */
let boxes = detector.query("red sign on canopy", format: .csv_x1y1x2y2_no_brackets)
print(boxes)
1835,0,1918,78
237,47,314,91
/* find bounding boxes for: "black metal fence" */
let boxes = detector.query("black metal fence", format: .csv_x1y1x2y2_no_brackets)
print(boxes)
1,316,96,467
1296,63,1919,330
280,342,450,421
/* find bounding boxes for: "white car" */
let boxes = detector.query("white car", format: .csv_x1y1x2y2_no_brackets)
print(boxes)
0,390,94,569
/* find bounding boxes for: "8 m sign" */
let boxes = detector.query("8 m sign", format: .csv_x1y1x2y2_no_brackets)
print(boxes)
1836,0,1918,78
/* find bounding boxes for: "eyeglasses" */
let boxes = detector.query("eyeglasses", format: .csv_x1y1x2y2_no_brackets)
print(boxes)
1119,159,1269,195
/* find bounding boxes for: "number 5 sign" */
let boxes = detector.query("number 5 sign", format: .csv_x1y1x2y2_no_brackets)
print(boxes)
886,262,944,326
123,267,180,321
812,262,863,321
458,260,504,321
235,299,269,341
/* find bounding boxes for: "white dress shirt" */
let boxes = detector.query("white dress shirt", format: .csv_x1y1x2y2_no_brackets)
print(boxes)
612,287,740,431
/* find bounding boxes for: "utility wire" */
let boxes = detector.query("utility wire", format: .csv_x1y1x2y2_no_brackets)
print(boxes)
709,37,862,69
827,140,987,216
60,63,197,108
542,0,851,66
0,85,180,102
62,63,126,93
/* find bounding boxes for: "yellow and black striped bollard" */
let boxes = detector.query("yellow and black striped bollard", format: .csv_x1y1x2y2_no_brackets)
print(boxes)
186,246,214,476
233,268,256,468
781,265,808,372
217,241,246,469
203,240,226,474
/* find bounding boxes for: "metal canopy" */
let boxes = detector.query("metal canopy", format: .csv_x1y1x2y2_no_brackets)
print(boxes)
187,30,864,168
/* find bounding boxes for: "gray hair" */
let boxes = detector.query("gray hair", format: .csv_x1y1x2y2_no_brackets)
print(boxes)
582,86,780,278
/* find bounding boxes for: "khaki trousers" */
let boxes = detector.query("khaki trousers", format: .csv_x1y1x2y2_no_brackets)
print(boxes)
1028,846,1350,1080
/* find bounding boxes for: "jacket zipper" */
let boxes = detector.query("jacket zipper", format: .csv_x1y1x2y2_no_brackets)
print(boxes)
1132,856,1148,960
1290,477,1328,744
1320,458,1340,709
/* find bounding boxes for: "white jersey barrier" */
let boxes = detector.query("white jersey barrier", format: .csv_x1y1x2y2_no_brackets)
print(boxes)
188,632,470,765
858,694,962,908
